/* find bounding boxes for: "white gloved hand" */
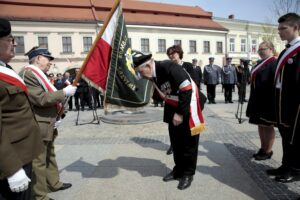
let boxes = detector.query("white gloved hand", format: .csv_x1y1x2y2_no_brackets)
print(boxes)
7,168,31,193
63,85,77,97
54,119,63,129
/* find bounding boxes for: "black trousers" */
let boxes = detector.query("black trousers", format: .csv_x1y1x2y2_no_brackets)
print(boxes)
0,163,32,200
278,126,300,169
223,84,233,102
238,84,247,101
206,84,216,102
168,120,199,177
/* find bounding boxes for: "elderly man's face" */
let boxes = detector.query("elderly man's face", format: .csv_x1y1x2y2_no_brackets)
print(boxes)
0,34,16,63
37,55,52,73
136,63,153,80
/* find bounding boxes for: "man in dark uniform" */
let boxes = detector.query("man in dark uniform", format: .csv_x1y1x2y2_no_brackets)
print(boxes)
236,58,250,103
192,58,202,90
221,57,237,103
132,51,204,190
203,57,221,104
0,18,43,200
266,13,300,183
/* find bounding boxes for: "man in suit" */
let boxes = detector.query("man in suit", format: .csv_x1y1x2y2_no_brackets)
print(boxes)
0,18,43,200
267,13,300,183
132,51,204,190
19,46,77,200
221,57,237,103
203,57,221,104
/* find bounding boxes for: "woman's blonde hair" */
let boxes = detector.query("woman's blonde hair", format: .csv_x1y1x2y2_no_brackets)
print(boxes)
260,41,277,56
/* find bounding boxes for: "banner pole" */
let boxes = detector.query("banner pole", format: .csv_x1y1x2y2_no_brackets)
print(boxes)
72,0,121,86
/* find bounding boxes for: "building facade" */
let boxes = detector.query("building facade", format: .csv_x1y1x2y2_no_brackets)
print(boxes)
0,0,284,73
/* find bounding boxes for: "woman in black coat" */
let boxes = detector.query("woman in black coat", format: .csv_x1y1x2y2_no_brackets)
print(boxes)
246,41,277,160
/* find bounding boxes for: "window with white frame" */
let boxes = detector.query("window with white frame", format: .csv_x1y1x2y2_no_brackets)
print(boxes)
229,38,235,52
15,36,25,54
189,40,197,53
216,41,223,53
241,38,246,52
141,38,149,53
203,41,210,53
62,36,72,53
83,37,92,52
158,39,166,52
38,36,48,48
174,40,181,46
251,39,257,53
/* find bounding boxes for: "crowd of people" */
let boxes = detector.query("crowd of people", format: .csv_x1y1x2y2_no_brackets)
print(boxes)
0,11,299,200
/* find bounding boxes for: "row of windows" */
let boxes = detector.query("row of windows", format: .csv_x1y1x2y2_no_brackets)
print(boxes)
14,36,93,54
138,38,223,54
229,38,258,53
14,35,257,55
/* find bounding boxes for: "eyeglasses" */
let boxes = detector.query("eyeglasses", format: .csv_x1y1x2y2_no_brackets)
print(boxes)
258,48,269,52
0,36,15,44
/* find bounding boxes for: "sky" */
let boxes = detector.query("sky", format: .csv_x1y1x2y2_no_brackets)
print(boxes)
143,0,278,24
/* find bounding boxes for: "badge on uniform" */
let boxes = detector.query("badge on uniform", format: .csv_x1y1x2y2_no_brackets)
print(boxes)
287,58,293,64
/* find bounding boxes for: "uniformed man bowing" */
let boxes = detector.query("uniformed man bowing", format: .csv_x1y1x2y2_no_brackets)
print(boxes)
132,51,204,190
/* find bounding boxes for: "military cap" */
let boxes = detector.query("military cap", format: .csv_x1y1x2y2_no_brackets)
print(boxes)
132,50,152,68
25,46,54,61
0,18,11,38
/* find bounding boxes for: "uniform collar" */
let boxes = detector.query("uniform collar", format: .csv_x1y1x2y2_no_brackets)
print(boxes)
288,36,300,46
0,60,6,67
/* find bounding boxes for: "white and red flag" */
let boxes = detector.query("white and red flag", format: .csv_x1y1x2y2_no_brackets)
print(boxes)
80,2,121,92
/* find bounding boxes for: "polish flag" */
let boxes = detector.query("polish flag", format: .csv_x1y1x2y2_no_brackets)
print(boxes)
81,3,121,92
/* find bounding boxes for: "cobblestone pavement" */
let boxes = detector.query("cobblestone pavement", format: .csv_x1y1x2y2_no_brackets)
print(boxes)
51,86,299,200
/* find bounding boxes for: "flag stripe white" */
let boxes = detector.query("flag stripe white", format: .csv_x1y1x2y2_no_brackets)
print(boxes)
102,6,121,45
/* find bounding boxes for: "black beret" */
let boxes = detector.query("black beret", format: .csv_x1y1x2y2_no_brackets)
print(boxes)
25,46,54,60
0,18,11,38
132,50,152,68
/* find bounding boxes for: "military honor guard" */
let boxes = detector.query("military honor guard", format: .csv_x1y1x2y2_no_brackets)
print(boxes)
267,13,300,183
19,47,77,200
0,18,43,200
246,41,277,161
221,57,237,103
203,57,221,104
132,51,204,190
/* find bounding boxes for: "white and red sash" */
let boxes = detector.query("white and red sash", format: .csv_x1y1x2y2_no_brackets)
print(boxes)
275,42,300,86
24,65,62,112
0,65,28,95
153,79,205,136
251,56,276,82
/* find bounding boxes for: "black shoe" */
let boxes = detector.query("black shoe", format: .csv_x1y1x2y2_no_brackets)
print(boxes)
253,148,264,158
49,198,55,200
266,165,288,176
163,171,178,182
275,172,295,183
225,101,228,104
177,176,193,190
52,183,72,192
212,101,216,104
166,146,173,155
243,99,248,102
229,101,234,103
255,151,273,161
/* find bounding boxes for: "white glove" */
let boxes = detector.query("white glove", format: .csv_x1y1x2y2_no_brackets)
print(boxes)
7,168,31,193
54,118,63,129
63,85,77,97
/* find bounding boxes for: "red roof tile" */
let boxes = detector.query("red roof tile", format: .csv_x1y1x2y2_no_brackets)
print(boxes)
0,0,227,31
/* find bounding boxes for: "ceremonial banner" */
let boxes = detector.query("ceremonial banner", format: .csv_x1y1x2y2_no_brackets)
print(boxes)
80,0,152,108
105,6,152,107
